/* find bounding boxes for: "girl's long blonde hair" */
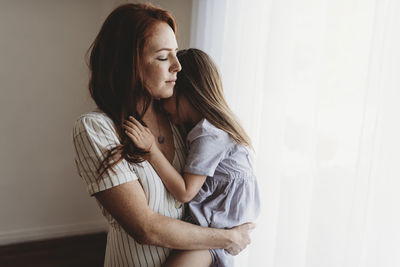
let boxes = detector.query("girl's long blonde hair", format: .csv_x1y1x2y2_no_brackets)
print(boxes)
175,48,252,148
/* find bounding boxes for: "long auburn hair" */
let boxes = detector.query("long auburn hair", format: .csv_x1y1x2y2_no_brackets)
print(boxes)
87,3,177,177
174,48,252,148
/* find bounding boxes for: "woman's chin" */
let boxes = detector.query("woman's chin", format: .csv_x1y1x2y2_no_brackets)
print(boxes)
158,90,174,99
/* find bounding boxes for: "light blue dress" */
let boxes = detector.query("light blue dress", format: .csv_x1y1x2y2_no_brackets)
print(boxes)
184,119,261,267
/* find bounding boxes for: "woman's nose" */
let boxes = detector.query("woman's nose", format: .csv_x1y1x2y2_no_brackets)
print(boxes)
170,56,182,73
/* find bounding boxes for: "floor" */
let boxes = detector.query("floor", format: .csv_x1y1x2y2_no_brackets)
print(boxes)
0,232,107,267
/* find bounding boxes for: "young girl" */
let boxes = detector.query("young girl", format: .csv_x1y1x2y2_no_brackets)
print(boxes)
123,48,260,267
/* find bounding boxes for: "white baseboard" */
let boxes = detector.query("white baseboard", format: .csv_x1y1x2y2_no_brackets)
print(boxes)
0,220,108,246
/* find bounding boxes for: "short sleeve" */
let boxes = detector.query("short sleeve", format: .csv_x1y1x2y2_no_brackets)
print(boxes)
184,124,228,177
72,113,138,196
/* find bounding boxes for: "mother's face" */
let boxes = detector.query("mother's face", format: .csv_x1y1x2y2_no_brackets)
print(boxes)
142,22,181,99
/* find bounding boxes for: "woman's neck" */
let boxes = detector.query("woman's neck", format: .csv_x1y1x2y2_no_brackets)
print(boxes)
143,101,156,119
142,101,161,130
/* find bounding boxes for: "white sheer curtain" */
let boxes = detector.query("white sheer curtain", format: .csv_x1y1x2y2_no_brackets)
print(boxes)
190,0,400,266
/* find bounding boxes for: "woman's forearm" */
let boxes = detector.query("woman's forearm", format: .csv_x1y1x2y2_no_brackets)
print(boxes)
142,212,233,250
141,210,254,256
95,180,252,253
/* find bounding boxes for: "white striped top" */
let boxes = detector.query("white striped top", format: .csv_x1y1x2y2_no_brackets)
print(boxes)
72,111,186,267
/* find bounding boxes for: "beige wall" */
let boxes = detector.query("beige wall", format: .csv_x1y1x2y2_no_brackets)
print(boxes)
0,0,191,245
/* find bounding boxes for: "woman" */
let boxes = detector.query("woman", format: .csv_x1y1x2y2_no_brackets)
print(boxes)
72,3,254,267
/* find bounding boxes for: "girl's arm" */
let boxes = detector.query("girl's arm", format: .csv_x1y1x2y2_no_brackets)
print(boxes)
95,179,254,254
124,116,205,203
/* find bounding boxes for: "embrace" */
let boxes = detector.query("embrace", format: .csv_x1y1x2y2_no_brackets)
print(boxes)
73,3,260,267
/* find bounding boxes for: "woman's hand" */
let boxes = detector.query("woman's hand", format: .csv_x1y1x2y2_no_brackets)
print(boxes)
225,222,256,255
123,116,157,154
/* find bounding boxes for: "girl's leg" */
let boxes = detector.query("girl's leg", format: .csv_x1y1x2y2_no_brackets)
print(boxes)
163,250,212,267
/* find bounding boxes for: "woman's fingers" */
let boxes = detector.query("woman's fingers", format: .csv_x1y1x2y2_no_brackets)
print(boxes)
244,222,256,232
225,222,256,255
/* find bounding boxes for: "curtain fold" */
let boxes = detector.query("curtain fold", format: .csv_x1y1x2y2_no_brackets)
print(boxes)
190,0,400,266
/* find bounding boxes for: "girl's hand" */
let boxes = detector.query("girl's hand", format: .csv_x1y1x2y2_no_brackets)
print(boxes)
225,222,255,255
123,116,156,153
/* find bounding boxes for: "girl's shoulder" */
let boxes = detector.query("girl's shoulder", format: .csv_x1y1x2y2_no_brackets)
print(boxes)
186,118,231,144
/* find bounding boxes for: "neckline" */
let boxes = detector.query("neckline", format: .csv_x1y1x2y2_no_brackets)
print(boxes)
169,120,178,166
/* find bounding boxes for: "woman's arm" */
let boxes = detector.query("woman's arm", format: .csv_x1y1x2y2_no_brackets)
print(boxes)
95,180,254,254
124,117,206,203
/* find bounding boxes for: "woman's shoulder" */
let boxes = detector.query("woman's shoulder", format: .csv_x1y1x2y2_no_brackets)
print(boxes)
76,110,109,122
73,110,116,138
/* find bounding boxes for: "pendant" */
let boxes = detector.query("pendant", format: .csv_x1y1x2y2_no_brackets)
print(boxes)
158,136,165,144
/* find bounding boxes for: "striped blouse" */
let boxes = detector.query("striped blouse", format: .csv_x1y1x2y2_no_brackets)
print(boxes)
72,111,186,267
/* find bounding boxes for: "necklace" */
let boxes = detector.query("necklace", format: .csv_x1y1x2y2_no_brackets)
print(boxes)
155,112,165,144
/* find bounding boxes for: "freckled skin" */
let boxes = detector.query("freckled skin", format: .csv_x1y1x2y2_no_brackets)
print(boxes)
142,22,181,99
